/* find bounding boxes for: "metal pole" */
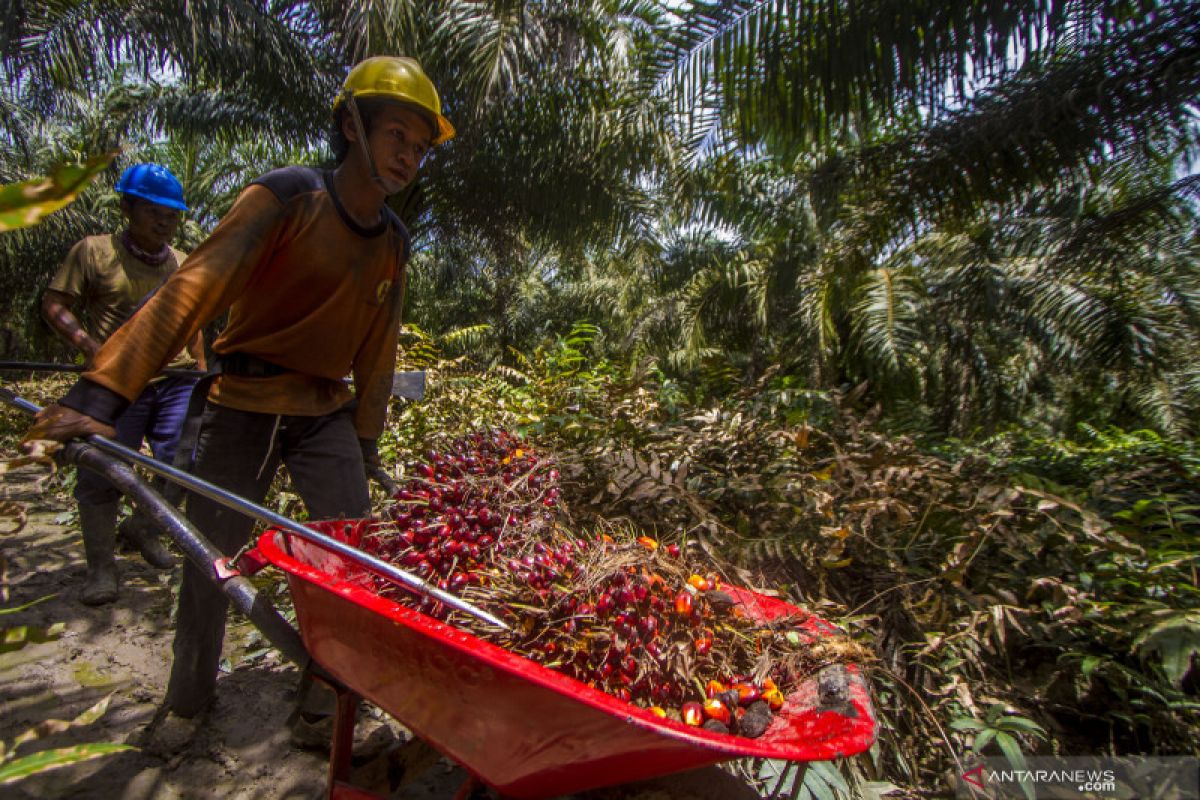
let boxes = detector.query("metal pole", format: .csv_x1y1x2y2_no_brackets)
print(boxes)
0,361,204,379
1,387,510,631
0,362,428,400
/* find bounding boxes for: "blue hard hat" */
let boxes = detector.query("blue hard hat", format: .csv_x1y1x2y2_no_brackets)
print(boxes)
115,163,188,212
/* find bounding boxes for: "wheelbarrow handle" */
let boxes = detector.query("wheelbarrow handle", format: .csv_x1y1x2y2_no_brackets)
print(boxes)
0,387,509,632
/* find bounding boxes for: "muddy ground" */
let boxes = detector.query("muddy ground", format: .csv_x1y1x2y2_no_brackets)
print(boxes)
0,466,763,800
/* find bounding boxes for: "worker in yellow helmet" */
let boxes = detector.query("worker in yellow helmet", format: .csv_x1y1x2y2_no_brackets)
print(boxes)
23,56,454,750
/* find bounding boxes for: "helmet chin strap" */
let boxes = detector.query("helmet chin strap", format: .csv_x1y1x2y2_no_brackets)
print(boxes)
345,93,405,196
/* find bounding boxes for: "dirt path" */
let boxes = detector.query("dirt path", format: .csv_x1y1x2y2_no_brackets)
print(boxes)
0,467,763,800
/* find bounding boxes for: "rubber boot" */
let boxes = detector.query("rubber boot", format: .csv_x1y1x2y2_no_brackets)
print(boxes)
118,509,176,569
79,502,119,606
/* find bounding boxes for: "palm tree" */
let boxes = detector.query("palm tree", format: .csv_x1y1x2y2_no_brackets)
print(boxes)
652,0,1200,433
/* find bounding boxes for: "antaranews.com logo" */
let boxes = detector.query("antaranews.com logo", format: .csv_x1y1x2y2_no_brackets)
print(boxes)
956,756,1199,799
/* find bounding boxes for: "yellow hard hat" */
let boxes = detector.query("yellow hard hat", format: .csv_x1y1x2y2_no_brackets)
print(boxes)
334,56,455,145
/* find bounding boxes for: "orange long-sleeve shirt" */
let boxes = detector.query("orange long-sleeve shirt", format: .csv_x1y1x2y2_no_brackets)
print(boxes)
66,168,409,440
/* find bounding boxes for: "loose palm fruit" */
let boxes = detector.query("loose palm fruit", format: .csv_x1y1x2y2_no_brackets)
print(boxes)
702,698,731,725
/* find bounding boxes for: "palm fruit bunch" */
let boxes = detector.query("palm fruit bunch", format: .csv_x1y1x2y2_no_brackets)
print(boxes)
360,429,857,738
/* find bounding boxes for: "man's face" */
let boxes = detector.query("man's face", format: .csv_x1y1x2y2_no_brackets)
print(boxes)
365,104,435,192
124,197,181,250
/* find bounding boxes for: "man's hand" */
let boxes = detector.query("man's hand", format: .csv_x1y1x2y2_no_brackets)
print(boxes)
359,438,397,495
22,403,115,451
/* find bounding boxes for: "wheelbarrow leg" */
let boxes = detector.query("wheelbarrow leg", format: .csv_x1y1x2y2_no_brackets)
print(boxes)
453,774,486,800
327,684,362,798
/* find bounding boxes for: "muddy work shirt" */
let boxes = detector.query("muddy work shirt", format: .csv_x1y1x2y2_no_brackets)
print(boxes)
62,167,409,440
49,234,196,370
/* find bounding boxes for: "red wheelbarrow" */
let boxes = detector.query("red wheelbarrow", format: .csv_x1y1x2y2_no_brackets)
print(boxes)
255,519,878,800
1,386,877,799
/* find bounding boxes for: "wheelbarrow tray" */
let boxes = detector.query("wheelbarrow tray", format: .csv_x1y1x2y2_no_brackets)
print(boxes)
256,521,876,799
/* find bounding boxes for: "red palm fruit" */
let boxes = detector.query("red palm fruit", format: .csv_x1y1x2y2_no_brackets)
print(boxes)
612,687,632,702
632,583,650,605
648,706,667,718
764,688,785,711
681,702,703,726
665,543,681,558
674,590,695,616
687,574,711,591
595,594,615,618
702,698,731,725
636,536,658,551
705,679,726,698
732,683,761,705
693,632,713,655
637,615,658,638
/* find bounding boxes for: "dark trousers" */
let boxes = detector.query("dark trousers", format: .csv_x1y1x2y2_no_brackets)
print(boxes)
164,402,370,717
74,376,197,504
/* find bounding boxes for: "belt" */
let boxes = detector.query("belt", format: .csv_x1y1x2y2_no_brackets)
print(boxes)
213,352,290,378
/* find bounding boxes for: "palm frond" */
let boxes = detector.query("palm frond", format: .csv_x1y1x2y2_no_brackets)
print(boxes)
807,2,1200,241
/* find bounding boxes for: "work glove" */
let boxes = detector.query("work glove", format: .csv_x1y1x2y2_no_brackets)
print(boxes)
359,437,397,495
22,403,115,450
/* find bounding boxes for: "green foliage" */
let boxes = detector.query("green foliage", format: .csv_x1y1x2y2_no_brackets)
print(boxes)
951,704,1047,759
0,152,118,232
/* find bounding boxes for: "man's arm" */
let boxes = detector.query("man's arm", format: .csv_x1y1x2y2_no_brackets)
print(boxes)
41,290,101,368
186,329,207,372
